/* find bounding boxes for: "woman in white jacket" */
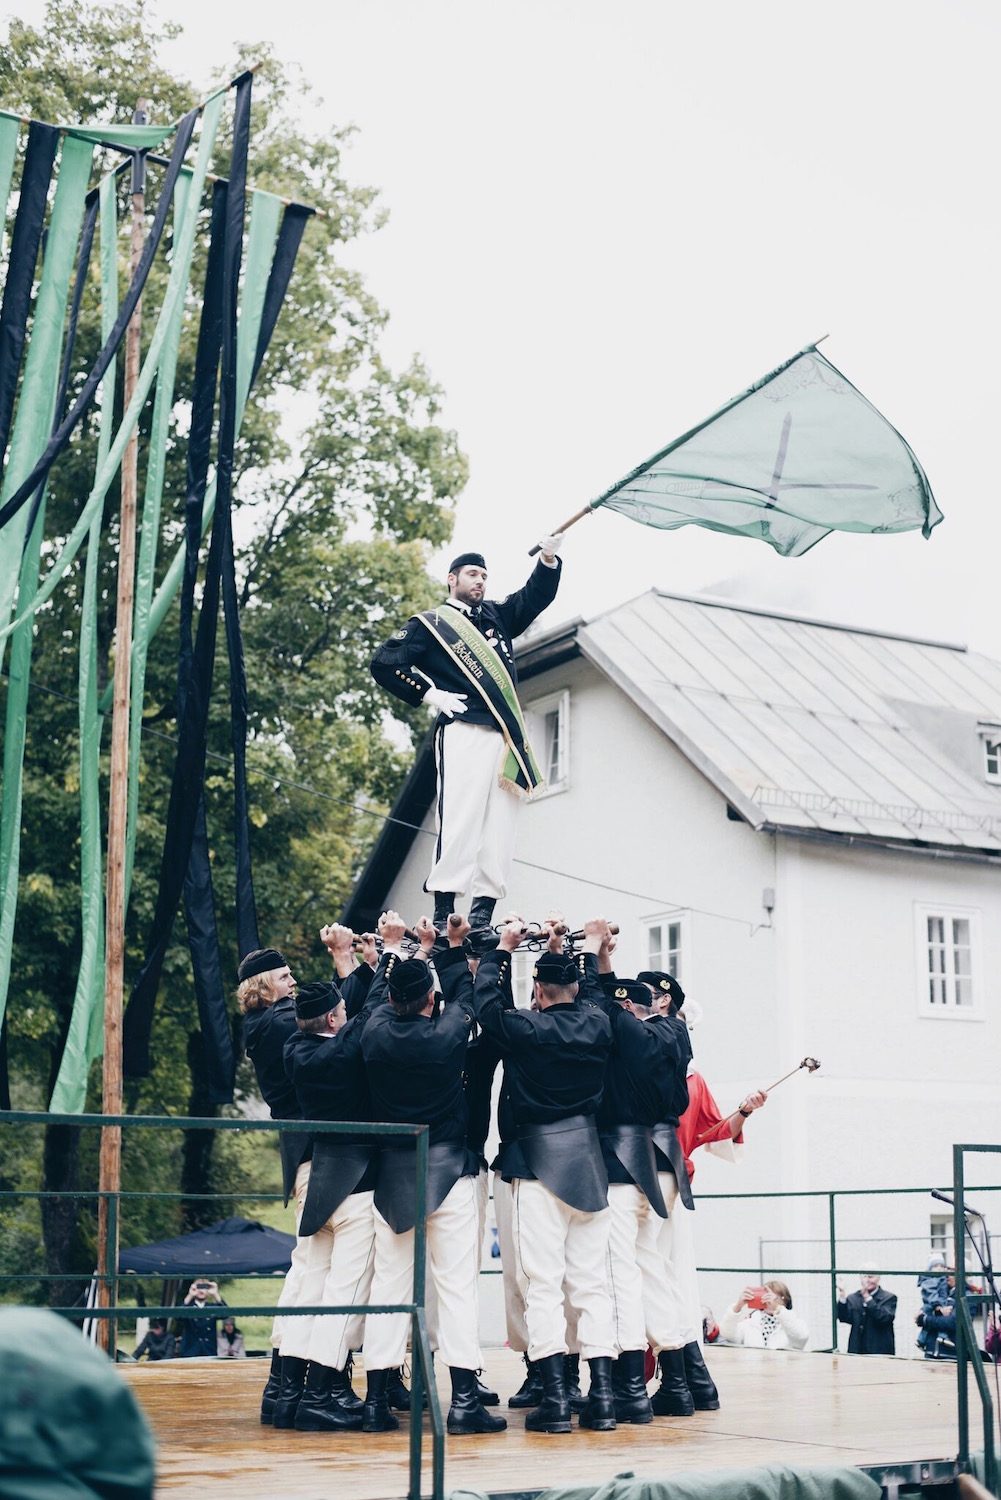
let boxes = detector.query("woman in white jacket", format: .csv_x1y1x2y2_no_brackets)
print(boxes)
719,1281,809,1350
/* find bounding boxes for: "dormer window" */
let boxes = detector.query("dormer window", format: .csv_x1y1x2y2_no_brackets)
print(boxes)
978,723,1001,783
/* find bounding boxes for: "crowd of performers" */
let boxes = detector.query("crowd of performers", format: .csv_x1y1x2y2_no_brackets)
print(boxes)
238,911,767,1438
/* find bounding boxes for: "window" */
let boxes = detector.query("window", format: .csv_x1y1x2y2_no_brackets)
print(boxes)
510,950,537,1010
978,723,1001,782
930,1215,950,1259
915,904,982,1019
524,689,569,798
643,912,686,982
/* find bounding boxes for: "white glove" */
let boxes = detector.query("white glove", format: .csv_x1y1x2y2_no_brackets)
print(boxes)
424,687,468,718
538,532,564,559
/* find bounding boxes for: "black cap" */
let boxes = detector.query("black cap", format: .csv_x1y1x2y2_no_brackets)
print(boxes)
387,957,434,1007
448,551,486,574
532,951,579,986
637,970,685,1008
611,979,654,1007
237,947,286,982
294,979,342,1020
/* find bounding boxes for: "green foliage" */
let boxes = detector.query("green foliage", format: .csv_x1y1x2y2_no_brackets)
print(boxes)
0,0,465,1291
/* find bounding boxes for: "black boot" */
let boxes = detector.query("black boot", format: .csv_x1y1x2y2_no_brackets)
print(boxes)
260,1348,282,1424
333,1362,364,1413
272,1355,308,1428
564,1353,586,1414
476,1371,500,1406
362,1368,400,1432
468,896,496,930
432,891,456,933
467,896,499,953
508,1355,543,1409
386,1367,412,1412
650,1348,695,1417
682,1341,720,1411
579,1356,616,1431
294,1362,364,1432
525,1352,571,1433
612,1349,653,1425
447,1367,508,1435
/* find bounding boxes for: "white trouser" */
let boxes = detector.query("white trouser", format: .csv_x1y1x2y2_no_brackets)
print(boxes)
364,1174,482,1372
280,1186,375,1365
607,1181,687,1353
272,1161,313,1349
427,721,520,900
652,1172,700,1347
493,1173,529,1352
511,1178,614,1362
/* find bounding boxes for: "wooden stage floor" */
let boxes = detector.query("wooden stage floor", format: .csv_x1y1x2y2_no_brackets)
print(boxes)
125,1345,972,1499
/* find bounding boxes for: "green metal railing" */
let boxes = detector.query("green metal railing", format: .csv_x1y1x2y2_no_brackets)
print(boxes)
953,1145,999,1496
689,1180,1001,1355
0,1112,444,1500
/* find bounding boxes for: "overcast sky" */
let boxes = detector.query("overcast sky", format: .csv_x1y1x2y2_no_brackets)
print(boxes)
16,0,1001,652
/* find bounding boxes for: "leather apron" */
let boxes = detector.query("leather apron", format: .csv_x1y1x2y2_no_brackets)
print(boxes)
298,1140,376,1238
375,1141,471,1235
518,1114,608,1214
651,1121,694,1210
279,1130,314,1206
603,1123,668,1218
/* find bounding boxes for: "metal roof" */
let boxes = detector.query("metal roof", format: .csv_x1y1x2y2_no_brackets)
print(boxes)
579,590,1001,850
343,589,1001,926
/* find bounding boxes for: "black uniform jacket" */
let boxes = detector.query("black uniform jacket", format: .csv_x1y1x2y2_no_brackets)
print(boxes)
360,945,476,1150
283,978,386,1226
370,558,562,724
243,995,311,1201
589,969,691,1187
473,949,612,1183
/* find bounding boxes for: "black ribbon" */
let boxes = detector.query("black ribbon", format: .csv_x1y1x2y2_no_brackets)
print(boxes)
0,123,59,477
124,83,311,1085
0,108,199,534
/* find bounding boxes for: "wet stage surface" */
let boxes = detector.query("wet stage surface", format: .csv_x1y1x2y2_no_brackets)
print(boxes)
125,1345,968,1498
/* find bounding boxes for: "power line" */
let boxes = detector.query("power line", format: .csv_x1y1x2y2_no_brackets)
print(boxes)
1,665,765,932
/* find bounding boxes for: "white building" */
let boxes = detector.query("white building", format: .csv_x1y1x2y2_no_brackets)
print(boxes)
348,589,1001,1351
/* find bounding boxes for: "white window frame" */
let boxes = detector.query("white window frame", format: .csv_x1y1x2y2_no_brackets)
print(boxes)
640,909,688,986
929,1215,951,1258
914,902,983,1021
983,735,1001,784
510,950,537,1011
525,688,570,800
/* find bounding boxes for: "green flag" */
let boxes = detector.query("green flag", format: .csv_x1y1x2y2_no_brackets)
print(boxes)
592,343,942,557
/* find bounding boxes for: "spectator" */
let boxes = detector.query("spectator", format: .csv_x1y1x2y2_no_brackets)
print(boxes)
916,1253,948,1352
178,1278,224,1358
217,1317,247,1359
719,1281,808,1349
133,1317,175,1362
915,1266,978,1358
837,1269,896,1355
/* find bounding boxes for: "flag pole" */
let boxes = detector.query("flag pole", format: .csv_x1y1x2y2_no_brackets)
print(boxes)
526,501,597,557
96,100,148,1356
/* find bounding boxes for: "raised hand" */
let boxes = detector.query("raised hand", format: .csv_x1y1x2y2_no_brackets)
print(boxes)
379,909,407,949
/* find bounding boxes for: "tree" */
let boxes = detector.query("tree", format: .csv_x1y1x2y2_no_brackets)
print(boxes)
0,0,465,1295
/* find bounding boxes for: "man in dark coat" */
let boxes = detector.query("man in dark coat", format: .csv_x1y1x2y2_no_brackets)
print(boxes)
837,1270,897,1354
370,543,562,937
473,917,616,1434
359,914,506,1438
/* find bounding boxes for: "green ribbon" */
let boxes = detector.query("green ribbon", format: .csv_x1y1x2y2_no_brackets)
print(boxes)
0,135,94,1035
49,172,119,1112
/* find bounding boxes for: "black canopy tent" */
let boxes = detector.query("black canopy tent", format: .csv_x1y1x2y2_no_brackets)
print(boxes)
117,1215,294,1276
83,1217,295,1345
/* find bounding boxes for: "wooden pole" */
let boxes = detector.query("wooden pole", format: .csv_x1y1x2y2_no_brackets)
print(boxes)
96,104,148,1356
527,502,595,556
